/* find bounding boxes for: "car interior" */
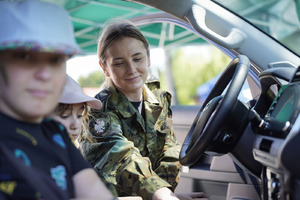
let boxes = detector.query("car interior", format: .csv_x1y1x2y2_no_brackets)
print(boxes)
53,0,300,199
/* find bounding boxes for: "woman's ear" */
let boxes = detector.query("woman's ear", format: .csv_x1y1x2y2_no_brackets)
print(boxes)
99,61,110,77
148,56,151,68
147,49,151,67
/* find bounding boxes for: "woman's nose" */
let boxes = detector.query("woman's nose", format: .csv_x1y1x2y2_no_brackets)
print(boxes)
127,62,137,74
35,63,52,81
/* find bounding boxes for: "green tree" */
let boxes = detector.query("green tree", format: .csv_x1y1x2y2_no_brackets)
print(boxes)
159,45,231,105
78,70,105,87
78,45,231,106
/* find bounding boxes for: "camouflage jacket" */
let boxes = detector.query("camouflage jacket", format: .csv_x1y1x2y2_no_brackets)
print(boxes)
78,78,182,200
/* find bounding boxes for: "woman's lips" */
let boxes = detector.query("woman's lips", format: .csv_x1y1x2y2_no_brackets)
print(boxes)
28,89,49,98
126,76,139,82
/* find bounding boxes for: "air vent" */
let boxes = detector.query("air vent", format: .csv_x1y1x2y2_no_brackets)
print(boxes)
259,138,273,153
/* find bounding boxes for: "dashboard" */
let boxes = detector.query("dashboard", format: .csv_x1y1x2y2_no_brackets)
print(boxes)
260,84,300,139
252,65,300,200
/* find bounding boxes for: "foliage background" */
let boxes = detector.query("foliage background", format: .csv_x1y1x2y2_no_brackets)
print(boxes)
164,46,231,105
78,71,105,87
78,45,231,105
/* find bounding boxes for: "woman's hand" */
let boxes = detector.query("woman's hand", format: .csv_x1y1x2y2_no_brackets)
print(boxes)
117,197,143,200
175,192,209,200
152,187,179,200
152,187,209,200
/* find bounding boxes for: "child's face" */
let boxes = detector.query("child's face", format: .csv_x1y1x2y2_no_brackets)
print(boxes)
0,50,68,123
49,103,85,140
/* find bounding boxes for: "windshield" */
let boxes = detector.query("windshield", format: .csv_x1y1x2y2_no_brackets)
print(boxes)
214,0,300,56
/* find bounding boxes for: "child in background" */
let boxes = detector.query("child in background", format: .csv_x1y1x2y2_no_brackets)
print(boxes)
0,0,114,199
48,75,102,147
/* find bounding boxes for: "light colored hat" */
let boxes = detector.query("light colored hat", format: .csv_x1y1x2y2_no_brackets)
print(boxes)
0,0,83,56
60,75,102,109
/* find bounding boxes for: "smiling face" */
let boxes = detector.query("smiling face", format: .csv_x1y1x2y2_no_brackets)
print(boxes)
0,50,67,123
100,37,150,101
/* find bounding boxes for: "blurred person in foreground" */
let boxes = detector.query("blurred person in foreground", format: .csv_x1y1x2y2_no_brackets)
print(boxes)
0,0,114,199
78,19,208,200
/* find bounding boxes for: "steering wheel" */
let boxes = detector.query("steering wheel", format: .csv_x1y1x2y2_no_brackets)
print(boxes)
179,55,250,167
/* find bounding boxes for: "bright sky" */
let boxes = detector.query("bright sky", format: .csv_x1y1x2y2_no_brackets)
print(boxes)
66,54,99,82
66,48,165,82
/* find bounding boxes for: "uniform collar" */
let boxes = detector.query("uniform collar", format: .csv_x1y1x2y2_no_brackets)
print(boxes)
106,83,162,119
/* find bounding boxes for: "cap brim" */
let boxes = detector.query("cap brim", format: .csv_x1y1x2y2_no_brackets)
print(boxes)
86,99,102,110
60,94,102,109
0,41,85,56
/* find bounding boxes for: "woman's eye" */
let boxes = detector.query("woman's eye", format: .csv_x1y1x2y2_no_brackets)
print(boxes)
113,62,124,67
77,115,83,119
50,56,67,66
14,52,31,60
134,57,142,62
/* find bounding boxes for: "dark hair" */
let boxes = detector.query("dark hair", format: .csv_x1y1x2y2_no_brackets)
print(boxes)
97,19,149,66
54,103,87,117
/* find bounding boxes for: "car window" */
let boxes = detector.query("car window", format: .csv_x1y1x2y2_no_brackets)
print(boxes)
213,0,300,56
154,42,253,106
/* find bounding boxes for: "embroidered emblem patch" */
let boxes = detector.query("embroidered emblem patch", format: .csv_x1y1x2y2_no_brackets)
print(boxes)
94,119,105,133
89,112,111,138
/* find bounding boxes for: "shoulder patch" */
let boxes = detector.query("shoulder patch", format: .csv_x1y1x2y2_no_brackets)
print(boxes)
88,112,111,138
146,74,161,90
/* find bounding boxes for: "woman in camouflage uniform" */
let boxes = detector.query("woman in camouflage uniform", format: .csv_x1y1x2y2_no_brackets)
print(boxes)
78,20,207,200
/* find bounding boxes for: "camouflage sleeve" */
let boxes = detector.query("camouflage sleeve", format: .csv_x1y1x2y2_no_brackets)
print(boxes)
79,111,171,200
153,121,182,191
153,91,182,191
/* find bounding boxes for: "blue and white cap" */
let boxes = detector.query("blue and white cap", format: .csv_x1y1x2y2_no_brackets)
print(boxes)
0,0,83,56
